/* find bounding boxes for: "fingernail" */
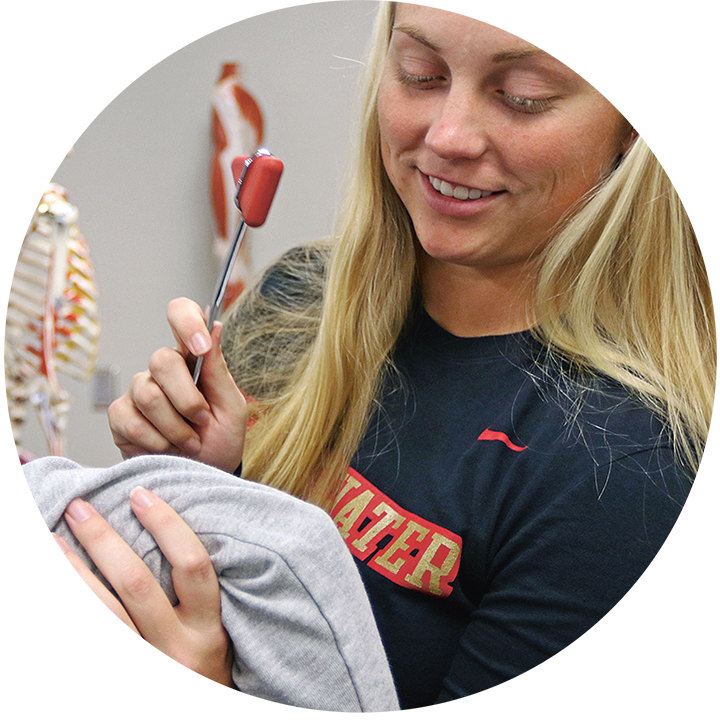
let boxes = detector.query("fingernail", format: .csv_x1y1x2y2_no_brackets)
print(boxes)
65,498,92,523
40,533,68,557
191,332,212,355
130,486,156,509
11,610,31,633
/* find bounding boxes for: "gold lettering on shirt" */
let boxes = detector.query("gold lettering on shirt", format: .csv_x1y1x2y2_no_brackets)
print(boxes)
352,502,405,553
334,473,360,506
332,489,374,539
373,520,428,574
331,468,463,598
404,533,462,597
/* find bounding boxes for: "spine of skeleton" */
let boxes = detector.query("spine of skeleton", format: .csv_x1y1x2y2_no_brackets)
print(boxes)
5,184,100,458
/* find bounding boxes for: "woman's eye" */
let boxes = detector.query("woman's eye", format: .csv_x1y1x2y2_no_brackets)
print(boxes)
395,67,445,89
499,90,554,115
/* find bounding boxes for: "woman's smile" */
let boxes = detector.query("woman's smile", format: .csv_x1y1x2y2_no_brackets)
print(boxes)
419,170,506,218
377,4,633,271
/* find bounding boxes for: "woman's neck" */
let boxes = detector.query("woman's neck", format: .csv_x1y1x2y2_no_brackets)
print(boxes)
419,255,537,338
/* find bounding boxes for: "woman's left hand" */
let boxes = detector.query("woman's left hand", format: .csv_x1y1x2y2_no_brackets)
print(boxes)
55,486,234,687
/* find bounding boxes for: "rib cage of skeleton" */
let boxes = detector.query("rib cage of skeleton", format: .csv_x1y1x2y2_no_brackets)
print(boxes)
4,41,100,460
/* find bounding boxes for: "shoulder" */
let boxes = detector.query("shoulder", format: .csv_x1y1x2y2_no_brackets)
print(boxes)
511,358,693,516
518,350,673,466
470,367,691,560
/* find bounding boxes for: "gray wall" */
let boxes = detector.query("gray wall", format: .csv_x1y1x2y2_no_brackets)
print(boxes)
5,0,716,465
5,0,375,466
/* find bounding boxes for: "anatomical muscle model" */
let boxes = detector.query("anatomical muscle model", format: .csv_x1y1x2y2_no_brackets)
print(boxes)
210,62,265,308
5,183,100,460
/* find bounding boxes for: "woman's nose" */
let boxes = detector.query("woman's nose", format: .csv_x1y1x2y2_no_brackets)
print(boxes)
424,88,490,160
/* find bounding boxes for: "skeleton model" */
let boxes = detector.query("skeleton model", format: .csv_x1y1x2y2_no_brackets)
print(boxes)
210,62,265,308
5,183,100,460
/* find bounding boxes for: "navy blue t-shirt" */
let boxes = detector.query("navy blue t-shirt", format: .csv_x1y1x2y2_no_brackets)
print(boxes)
330,309,691,708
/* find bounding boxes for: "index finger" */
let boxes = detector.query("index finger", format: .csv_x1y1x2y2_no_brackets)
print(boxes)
129,486,222,631
167,297,212,359
63,498,182,650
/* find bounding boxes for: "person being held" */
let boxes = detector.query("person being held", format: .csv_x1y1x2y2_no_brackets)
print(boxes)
37,1,714,709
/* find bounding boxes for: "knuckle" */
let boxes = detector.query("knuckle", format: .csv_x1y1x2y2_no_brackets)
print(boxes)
177,395,207,419
107,398,124,428
148,347,178,376
124,414,149,441
167,296,190,317
129,417,168,451
117,566,154,602
133,379,165,413
108,392,138,429
181,552,215,584
208,628,230,655
78,516,113,544
129,370,151,391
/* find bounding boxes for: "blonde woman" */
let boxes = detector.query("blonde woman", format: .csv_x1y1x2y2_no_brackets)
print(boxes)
48,2,713,708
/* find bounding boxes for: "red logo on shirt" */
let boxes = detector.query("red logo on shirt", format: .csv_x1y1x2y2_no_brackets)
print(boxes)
331,468,462,598
478,428,527,452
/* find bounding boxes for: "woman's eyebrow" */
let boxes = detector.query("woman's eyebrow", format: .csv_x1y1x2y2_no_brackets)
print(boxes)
391,24,442,53
392,24,551,66
491,46,550,63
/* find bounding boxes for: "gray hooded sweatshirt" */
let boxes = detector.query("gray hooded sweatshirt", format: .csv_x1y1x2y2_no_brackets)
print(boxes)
23,454,398,712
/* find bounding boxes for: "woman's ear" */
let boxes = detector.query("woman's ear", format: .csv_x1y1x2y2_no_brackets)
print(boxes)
620,126,639,157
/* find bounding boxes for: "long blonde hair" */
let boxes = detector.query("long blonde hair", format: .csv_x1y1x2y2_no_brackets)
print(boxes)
533,137,714,474
534,0,717,712
235,0,716,507
223,2,714,509
224,3,412,507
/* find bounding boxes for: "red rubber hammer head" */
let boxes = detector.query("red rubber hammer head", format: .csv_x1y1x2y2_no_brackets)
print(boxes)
231,153,283,227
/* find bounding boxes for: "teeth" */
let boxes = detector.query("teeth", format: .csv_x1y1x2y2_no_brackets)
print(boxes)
439,180,454,196
429,176,494,200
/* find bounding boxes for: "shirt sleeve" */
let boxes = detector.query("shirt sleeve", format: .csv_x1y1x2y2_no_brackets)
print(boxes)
435,446,690,701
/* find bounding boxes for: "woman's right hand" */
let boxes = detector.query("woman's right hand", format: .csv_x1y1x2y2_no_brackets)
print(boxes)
108,297,247,474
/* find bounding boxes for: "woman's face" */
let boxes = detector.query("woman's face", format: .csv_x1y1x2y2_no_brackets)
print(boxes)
377,4,633,273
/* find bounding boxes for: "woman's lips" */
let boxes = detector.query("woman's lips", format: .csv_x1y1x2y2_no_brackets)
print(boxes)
427,174,497,200
419,172,505,215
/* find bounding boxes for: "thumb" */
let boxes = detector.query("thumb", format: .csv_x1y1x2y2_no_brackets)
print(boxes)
167,297,212,360
197,322,245,415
